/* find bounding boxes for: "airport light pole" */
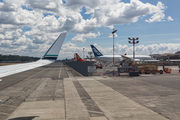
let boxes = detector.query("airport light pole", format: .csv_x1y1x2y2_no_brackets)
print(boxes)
88,52,92,61
83,48,85,59
128,37,139,71
112,29,117,76
0,79,1,105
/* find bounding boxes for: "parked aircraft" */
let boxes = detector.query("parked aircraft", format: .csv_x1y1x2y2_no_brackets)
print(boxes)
0,32,67,78
90,45,154,62
74,53,87,62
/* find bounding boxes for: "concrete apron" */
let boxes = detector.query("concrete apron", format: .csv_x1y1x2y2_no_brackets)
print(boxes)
76,76,168,120
7,101,65,120
6,78,65,120
6,76,168,120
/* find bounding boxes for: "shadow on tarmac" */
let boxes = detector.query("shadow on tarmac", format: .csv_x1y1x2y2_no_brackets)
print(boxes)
8,116,39,120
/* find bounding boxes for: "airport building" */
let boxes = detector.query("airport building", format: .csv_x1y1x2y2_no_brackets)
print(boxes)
150,51,180,65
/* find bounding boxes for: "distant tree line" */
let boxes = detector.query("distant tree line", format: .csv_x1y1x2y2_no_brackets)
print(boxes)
0,54,40,62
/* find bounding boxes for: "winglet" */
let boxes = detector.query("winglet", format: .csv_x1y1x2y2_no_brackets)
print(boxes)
90,45,103,57
42,32,67,60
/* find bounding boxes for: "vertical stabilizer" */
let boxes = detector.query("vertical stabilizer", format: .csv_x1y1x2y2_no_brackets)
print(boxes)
42,33,67,60
75,53,86,61
75,53,82,61
90,45,103,57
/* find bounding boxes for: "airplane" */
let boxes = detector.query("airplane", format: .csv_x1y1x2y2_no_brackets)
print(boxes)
90,45,154,62
73,53,96,62
86,56,90,59
0,32,67,78
74,53,87,62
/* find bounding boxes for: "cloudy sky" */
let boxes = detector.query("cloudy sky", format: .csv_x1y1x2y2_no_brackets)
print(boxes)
0,0,180,59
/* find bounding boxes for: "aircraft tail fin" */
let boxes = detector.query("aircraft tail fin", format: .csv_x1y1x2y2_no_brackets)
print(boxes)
74,53,86,61
42,32,67,60
90,45,103,57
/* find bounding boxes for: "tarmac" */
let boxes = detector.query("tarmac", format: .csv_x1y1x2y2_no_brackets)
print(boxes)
0,62,180,120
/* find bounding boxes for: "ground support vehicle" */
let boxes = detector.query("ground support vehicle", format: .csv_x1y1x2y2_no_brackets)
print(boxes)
94,62,102,69
136,63,172,74
137,64,163,74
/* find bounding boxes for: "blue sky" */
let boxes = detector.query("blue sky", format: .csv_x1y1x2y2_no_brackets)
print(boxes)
0,0,180,59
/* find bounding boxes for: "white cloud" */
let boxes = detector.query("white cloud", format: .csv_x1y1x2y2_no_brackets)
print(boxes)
111,43,180,55
135,43,180,55
76,43,180,57
22,0,169,36
0,8,43,25
0,0,173,58
0,34,4,40
12,35,30,46
0,1,17,12
145,2,166,23
0,0,170,34
72,35,86,42
167,16,174,21
0,40,12,47
58,41,101,59
72,32,100,42
92,0,167,26
145,12,165,23
70,18,98,34
0,29,22,40
59,41,91,59
45,2,57,9
0,24,19,33
26,0,61,13
32,36,47,44
65,0,101,12
26,43,39,49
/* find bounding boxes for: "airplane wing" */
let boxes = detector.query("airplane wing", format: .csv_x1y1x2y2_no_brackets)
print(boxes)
0,32,67,78
93,57,103,62
121,55,132,61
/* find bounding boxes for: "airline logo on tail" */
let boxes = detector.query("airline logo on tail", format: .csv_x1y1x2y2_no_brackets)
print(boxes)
74,53,86,62
90,45,103,57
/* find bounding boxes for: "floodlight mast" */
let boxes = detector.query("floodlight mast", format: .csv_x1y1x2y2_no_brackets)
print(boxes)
83,48,85,59
112,29,117,76
128,37,139,71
